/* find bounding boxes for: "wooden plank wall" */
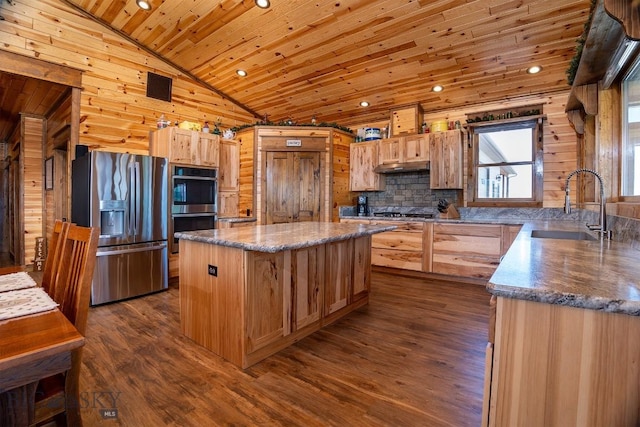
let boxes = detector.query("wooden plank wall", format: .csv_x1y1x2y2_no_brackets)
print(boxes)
350,91,578,208
0,0,256,155
21,115,44,265
45,93,73,242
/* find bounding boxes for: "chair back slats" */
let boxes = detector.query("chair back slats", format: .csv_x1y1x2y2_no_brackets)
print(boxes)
41,220,70,298
53,224,99,336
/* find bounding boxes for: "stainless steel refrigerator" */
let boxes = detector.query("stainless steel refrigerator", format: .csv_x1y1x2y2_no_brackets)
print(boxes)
72,151,168,305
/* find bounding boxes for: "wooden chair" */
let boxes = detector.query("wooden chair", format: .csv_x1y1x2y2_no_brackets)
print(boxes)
32,224,99,427
41,220,71,299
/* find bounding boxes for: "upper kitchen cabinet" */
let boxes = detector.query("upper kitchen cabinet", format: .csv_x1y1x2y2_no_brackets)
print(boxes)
378,134,429,165
429,130,463,189
350,141,384,191
236,126,353,224
150,127,219,167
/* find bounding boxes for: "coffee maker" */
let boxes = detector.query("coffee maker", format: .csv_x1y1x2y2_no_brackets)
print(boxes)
357,195,368,216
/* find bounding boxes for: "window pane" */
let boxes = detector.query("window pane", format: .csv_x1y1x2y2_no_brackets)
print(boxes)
476,165,533,199
478,128,533,165
622,57,640,195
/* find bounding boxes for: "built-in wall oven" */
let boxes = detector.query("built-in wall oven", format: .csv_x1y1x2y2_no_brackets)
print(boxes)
170,165,217,253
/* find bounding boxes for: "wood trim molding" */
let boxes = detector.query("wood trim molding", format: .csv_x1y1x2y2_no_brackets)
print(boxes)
0,50,82,88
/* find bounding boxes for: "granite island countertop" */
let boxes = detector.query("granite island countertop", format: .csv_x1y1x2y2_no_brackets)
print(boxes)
175,222,396,253
488,221,640,316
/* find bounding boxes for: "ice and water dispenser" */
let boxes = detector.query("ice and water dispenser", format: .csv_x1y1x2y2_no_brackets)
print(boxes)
99,200,125,237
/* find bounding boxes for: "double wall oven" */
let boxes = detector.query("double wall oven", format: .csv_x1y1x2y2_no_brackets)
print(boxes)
170,165,217,253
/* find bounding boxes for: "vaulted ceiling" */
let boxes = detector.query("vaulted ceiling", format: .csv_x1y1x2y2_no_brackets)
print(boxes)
1,0,592,142
64,0,591,125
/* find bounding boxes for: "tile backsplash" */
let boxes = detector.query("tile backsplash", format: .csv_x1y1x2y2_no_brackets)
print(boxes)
358,170,460,208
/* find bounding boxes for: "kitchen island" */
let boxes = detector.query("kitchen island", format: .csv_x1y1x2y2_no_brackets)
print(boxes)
483,221,640,426
175,222,395,368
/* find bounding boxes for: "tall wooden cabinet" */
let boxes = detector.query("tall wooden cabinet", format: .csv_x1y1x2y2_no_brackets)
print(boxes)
218,139,240,218
236,126,354,225
429,130,463,189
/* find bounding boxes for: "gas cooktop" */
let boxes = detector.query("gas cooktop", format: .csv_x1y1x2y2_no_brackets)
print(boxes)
372,212,434,219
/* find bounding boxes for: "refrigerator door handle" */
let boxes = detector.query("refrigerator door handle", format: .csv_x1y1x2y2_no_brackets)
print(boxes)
134,161,141,236
97,242,167,257
128,162,135,236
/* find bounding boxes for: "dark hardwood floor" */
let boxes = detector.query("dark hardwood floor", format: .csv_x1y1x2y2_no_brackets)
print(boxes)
79,271,491,426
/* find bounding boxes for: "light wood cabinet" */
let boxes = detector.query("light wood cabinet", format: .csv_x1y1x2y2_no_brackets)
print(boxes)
429,130,463,189
370,220,426,272
150,127,219,167
432,223,502,279
218,139,240,218
378,134,429,165
237,126,353,224
349,141,384,191
180,233,372,368
485,297,640,426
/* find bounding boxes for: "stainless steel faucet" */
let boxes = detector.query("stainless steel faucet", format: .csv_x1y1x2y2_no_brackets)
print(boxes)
564,168,611,239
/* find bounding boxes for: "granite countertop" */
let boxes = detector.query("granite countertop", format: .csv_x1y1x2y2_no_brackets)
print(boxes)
488,221,640,316
175,222,396,253
217,217,257,223
341,214,525,225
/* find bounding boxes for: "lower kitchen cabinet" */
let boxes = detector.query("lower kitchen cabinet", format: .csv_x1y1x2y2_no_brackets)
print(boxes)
341,218,522,280
483,296,640,426
370,220,426,272
432,223,503,279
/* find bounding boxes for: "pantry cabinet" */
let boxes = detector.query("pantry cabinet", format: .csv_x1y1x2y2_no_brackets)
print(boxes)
218,139,240,218
350,141,384,191
429,130,463,189
150,127,219,167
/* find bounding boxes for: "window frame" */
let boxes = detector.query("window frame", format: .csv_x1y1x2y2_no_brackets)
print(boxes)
468,117,544,207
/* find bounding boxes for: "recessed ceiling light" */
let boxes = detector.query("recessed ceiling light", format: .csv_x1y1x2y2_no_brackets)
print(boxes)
136,0,152,10
359,101,370,107
432,85,444,92
527,65,542,74
255,0,270,8
236,69,247,77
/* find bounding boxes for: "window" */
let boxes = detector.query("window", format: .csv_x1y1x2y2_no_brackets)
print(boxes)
622,56,640,196
469,118,543,206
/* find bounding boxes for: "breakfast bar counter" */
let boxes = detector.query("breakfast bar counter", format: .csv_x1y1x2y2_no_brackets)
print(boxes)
175,222,394,369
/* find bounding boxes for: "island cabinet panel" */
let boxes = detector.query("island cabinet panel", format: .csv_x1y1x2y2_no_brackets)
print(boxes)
486,297,640,427
432,223,502,279
245,251,286,353
292,246,325,331
179,240,245,366
325,240,353,316
180,232,374,369
352,236,372,302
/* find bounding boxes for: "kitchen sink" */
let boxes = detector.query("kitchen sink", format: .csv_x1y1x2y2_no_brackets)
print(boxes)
530,229,597,241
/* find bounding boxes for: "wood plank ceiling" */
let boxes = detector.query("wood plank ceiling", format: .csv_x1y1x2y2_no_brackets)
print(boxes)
1,0,592,139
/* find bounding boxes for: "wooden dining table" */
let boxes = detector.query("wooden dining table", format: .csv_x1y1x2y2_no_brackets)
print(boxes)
0,266,85,426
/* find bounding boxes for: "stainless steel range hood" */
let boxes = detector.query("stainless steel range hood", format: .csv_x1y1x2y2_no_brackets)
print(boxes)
373,161,429,174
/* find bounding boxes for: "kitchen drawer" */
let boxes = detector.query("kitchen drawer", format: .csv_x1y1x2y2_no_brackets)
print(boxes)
432,223,502,257
432,253,500,279
370,220,424,232
372,231,423,251
372,248,423,271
